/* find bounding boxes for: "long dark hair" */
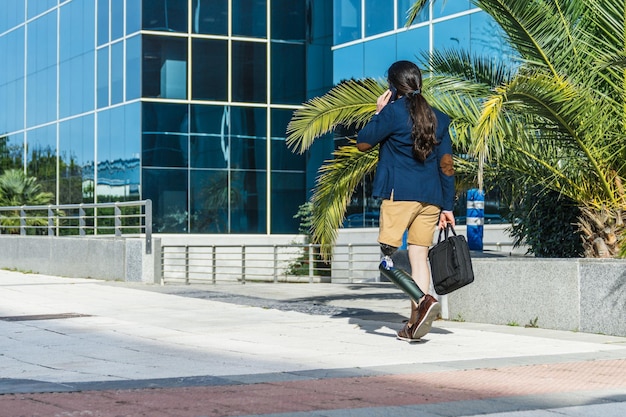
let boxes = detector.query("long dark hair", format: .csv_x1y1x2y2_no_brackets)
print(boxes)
387,61,437,161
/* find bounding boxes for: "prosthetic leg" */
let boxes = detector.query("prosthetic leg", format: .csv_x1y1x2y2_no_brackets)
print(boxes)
379,244,425,304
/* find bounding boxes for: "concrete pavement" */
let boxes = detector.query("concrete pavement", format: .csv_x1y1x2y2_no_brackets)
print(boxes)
0,269,624,416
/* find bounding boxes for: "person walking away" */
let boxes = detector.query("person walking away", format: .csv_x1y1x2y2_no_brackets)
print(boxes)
356,60,455,341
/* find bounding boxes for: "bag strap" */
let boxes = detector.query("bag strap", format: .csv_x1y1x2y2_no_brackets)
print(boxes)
436,223,457,243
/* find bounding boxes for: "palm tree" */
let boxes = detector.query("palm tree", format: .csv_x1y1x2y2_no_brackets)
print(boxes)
287,0,626,258
0,169,54,233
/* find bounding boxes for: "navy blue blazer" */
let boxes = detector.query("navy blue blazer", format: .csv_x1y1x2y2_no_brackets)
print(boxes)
357,96,455,211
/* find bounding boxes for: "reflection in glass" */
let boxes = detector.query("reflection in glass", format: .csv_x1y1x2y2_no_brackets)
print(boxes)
192,39,227,100
232,0,266,38
230,170,266,233
27,124,57,196
143,36,187,99
271,109,305,171
433,16,470,51
142,134,188,167
59,115,95,204
333,44,364,84
271,172,305,233
143,168,188,233
0,132,24,172
271,42,305,105
398,0,427,27
192,0,227,35
126,0,141,34
190,169,228,233
232,41,266,102
142,0,188,33
230,107,266,170
97,105,141,202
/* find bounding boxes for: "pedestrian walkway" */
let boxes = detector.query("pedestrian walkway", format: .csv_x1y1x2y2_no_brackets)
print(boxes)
0,270,624,417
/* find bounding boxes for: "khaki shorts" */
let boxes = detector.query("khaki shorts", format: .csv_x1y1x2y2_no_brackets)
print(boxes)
378,198,440,247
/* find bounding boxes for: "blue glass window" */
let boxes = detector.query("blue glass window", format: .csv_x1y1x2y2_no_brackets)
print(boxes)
0,0,25,34
97,47,109,108
271,0,305,41
398,0,427,27
60,50,95,118
0,132,24,172
470,12,517,64
60,0,94,62
191,38,227,101
333,44,364,84
143,168,189,232
363,36,397,80
271,109,305,171
334,0,361,45
98,105,141,202
271,42,305,105
0,79,25,134
97,0,109,46
143,102,189,134
27,0,57,19
396,26,429,63
230,169,267,233
26,124,57,194
27,12,57,75
126,35,141,100
111,0,124,40
433,15,470,52
143,35,187,99
365,0,393,37
190,105,229,169
433,0,471,18
142,0,188,33
192,0,227,35
59,114,95,203
232,0,266,38
110,41,124,104
126,0,141,34
232,41,266,103
26,67,56,126
142,134,188,167
271,172,305,233
230,106,266,170
189,170,228,233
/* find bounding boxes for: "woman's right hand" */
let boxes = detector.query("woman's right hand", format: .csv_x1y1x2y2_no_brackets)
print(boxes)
376,90,393,113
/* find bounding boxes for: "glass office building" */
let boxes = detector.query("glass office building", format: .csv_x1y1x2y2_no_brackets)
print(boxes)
333,0,513,225
0,0,333,234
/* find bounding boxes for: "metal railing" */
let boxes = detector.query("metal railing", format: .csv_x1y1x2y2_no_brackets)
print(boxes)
160,240,518,285
0,200,152,254
160,242,382,285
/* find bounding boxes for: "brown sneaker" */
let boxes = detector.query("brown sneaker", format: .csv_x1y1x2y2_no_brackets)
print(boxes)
396,321,420,342
411,295,440,339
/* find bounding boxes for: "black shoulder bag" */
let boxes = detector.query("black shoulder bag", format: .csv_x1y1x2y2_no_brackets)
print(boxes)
428,224,475,295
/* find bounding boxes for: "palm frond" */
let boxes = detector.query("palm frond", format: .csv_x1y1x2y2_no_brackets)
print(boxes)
308,142,379,258
286,79,384,154
427,49,515,87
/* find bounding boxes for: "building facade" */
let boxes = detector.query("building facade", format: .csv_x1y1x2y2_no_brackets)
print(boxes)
0,0,333,234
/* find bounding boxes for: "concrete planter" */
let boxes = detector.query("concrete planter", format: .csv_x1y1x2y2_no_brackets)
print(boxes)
444,258,626,337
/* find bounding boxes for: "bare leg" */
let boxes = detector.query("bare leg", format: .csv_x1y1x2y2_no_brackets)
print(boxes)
407,244,430,322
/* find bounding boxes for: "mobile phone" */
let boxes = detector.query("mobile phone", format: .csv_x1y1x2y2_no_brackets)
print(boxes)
389,85,398,102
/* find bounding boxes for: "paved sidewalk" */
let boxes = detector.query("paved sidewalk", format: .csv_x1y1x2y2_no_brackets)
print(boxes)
0,270,625,417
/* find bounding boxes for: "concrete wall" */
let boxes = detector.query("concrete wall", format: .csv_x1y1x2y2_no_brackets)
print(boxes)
444,258,626,337
0,235,161,283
